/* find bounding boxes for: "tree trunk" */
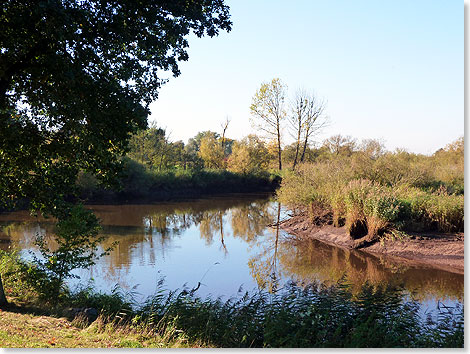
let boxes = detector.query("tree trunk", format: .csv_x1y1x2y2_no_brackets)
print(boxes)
300,136,308,163
0,274,8,307
300,123,312,163
292,129,301,169
277,126,282,170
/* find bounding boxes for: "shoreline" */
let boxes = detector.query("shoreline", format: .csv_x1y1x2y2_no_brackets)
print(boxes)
280,212,464,274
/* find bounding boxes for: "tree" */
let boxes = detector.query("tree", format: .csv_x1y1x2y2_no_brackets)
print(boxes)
250,78,287,170
288,89,328,168
32,204,114,301
359,139,386,160
323,135,357,157
1,1,231,212
199,135,225,168
220,116,231,152
228,135,270,174
128,124,167,168
0,0,231,305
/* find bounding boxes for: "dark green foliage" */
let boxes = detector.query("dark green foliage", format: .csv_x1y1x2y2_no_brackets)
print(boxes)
0,0,231,215
67,284,135,317
77,161,281,202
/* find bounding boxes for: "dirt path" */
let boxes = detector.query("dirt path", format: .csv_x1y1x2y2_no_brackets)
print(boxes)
280,213,464,274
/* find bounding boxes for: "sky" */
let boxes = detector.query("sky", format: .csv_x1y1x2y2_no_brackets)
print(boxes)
149,0,463,155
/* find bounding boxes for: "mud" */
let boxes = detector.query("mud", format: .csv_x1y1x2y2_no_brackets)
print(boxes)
280,212,464,274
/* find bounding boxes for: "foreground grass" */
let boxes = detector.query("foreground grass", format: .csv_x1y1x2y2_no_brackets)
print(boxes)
0,309,202,348
0,282,464,348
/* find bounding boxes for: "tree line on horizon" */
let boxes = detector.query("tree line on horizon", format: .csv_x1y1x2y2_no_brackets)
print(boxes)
123,117,463,183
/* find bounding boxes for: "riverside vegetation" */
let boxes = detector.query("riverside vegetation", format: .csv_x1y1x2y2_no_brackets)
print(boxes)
0,250,464,348
277,136,464,248
1,1,463,347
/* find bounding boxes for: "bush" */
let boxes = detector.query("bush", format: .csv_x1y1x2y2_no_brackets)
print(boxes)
0,250,40,303
399,188,464,232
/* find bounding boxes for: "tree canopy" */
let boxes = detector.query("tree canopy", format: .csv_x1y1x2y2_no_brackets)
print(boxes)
250,78,287,170
0,0,232,214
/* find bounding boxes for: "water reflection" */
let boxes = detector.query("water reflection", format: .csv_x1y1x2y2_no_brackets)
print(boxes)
273,238,463,301
0,195,463,302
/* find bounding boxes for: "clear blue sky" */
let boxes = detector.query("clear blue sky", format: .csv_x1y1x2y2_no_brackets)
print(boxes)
149,0,463,154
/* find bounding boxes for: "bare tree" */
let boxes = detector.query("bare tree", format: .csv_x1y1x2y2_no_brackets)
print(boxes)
250,78,287,170
288,89,328,168
323,134,357,157
220,116,231,151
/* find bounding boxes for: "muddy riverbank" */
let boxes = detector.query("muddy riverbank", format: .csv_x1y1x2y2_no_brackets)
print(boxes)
280,212,464,274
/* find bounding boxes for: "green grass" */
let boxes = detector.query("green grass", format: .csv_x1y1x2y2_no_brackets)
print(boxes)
0,310,199,348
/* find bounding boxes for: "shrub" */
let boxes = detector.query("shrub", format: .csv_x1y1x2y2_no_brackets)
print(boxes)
0,250,40,303
402,189,463,233
32,205,115,302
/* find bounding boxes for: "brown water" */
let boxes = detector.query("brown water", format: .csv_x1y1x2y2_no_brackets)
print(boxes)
0,194,463,305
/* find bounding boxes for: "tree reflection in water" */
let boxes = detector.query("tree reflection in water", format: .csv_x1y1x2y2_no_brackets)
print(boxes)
0,195,464,301
247,202,283,293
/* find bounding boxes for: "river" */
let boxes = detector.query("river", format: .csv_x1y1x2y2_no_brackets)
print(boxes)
0,194,463,308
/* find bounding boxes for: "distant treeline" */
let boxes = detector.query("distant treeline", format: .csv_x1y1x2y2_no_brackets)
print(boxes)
77,162,281,203
76,123,463,209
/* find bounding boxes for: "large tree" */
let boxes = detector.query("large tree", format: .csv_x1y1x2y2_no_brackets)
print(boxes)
250,78,287,170
0,0,231,305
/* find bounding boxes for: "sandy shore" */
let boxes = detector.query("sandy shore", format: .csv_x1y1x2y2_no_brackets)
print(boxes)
280,212,464,274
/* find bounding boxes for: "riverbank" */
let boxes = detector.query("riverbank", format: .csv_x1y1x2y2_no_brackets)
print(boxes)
77,167,281,205
0,278,463,348
280,212,464,274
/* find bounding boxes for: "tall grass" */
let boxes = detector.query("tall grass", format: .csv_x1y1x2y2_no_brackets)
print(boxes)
278,158,464,244
127,281,464,348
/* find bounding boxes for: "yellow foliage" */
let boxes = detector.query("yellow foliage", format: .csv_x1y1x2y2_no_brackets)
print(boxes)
198,136,225,169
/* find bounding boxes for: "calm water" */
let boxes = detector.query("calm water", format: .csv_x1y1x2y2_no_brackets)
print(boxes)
0,194,463,306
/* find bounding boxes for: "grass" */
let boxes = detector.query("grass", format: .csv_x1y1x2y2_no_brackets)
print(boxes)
0,281,463,348
277,158,464,246
0,310,199,348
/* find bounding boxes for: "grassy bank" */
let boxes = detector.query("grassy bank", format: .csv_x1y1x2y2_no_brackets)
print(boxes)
277,146,464,247
0,310,200,348
77,159,281,203
0,251,464,348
